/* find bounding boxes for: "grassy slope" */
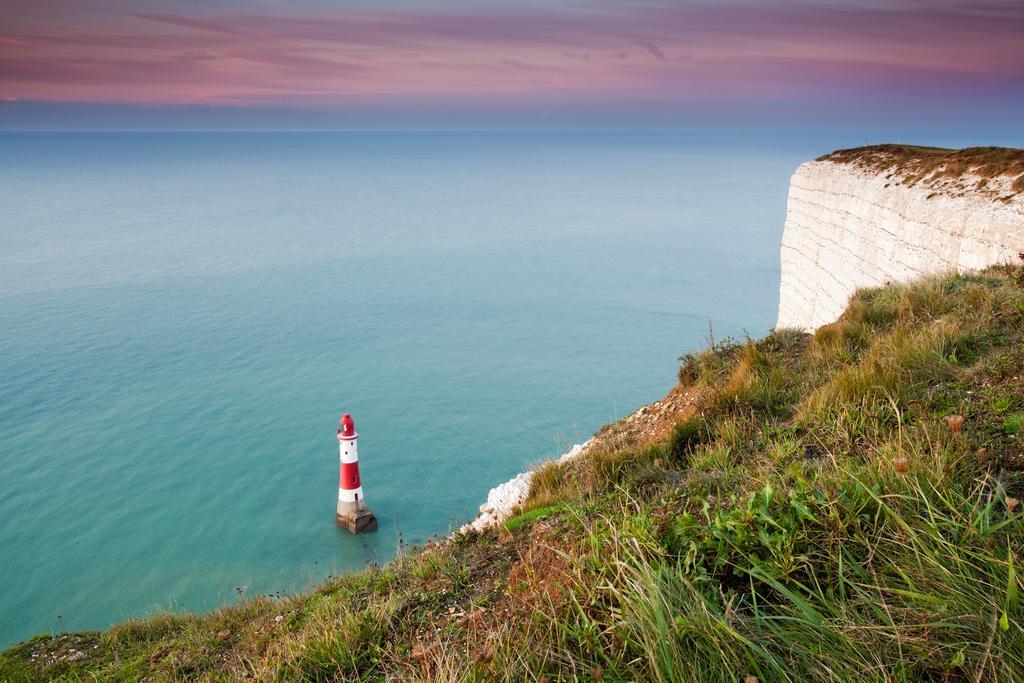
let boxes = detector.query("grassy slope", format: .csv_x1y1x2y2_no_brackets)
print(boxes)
3,265,1024,681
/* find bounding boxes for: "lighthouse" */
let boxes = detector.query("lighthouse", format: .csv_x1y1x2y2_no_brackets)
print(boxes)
335,413,378,534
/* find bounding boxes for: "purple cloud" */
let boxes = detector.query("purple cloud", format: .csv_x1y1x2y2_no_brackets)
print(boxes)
0,0,1020,112
633,41,664,61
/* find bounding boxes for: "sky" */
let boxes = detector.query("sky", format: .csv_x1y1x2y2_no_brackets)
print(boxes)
1,0,1022,129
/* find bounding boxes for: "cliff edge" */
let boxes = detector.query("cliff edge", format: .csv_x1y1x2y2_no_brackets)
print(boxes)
778,145,1024,331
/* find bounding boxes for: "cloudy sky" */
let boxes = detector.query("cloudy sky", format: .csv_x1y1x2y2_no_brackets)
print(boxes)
1,0,1022,128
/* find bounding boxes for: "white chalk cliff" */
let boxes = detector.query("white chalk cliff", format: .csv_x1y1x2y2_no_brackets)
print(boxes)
777,157,1024,331
457,441,591,534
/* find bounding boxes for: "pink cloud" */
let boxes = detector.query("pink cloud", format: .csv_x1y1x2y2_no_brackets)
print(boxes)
0,1,1021,106
128,13,262,39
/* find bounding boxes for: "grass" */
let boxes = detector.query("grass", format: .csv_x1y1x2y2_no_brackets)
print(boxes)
3,265,1024,681
503,503,569,533
820,144,1024,194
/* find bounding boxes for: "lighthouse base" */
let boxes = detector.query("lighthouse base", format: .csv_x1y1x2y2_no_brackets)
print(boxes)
336,508,378,534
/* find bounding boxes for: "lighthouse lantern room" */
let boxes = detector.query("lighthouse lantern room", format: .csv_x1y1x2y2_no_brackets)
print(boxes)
336,413,378,534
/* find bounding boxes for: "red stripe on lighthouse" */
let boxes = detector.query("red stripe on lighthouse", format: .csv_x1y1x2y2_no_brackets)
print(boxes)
340,461,361,489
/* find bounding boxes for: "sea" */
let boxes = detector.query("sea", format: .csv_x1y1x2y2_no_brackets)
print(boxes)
0,129,982,647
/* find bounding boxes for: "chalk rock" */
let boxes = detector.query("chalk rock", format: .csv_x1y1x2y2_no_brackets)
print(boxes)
456,440,592,534
777,160,1024,332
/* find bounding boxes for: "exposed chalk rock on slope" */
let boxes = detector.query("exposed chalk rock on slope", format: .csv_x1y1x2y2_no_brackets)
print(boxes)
777,146,1024,331
458,441,591,534
457,383,704,535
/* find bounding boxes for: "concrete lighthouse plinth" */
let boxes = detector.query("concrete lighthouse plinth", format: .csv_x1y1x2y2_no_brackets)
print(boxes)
336,413,377,534
336,506,378,534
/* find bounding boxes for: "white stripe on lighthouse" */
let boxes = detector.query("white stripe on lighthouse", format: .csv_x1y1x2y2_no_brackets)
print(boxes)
339,439,359,463
338,487,364,502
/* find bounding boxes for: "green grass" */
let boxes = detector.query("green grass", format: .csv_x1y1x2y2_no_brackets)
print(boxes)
4,265,1024,681
1004,413,1024,435
503,503,568,532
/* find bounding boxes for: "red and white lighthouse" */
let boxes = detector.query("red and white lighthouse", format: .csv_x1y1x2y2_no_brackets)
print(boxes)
336,413,378,534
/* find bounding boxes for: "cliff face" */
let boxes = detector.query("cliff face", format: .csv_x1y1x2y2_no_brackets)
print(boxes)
777,148,1024,331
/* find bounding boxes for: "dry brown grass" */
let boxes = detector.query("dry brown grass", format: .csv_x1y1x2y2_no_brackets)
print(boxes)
590,383,705,452
506,532,575,610
820,144,1024,194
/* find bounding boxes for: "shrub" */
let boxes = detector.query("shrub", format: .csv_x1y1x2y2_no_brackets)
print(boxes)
667,416,711,465
678,336,741,386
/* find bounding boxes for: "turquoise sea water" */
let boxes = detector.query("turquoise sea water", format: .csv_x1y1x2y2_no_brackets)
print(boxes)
1,131,817,647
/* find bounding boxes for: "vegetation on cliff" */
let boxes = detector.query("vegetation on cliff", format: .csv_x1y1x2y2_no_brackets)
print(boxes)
819,144,1024,196
3,265,1024,681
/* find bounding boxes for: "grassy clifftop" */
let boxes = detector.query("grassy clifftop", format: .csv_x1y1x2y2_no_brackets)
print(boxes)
818,144,1024,196
4,265,1024,681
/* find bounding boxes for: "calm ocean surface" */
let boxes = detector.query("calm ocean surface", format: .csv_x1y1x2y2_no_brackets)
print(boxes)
1,130,820,646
